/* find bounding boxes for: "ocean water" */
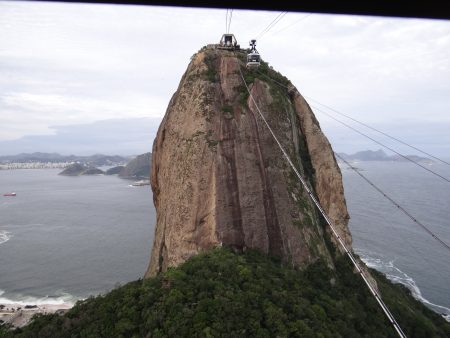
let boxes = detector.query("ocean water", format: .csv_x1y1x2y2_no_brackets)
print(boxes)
341,161,450,321
0,163,449,321
0,169,154,306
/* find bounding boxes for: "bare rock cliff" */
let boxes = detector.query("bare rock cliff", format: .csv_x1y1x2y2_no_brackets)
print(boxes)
145,48,350,277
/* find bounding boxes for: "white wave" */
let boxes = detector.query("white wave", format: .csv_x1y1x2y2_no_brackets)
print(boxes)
0,230,12,244
4,223,43,227
358,251,450,322
0,290,77,307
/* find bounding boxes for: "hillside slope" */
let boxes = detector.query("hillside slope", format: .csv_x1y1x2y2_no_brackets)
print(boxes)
119,152,151,179
5,248,449,337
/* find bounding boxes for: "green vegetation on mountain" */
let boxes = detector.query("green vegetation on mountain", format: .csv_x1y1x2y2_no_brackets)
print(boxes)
58,163,104,176
4,248,449,338
105,166,125,175
119,152,151,179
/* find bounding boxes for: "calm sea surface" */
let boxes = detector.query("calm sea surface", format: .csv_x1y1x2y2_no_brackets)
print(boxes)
0,169,154,305
342,161,450,320
0,163,449,320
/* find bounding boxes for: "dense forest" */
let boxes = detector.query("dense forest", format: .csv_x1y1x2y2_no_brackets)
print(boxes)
2,247,449,337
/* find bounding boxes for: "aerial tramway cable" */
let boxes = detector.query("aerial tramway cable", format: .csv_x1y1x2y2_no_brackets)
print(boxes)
335,153,450,253
225,9,228,33
254,68,447,166
227,9,233,34
236,60,407,338
252,66,450,276
256,12,288,40
274,13,312,34
253,69,450,183
306,97,450,166
314,107,450,183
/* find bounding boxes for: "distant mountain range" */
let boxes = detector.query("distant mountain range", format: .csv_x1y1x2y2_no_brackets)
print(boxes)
336,149,433,163
0,152,132,166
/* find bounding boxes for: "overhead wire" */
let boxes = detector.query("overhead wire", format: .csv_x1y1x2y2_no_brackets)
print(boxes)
254,67,450,276
236,60,407,338
314,106,450,183
227,9,233,33
274,13,312,34
225,9,228,33
306,97,450,166
256,12,288,40
335,153,450,253
253,53,444,166
236,26,449,319
252,67,450,274
253,69,450,183
250,12,448,167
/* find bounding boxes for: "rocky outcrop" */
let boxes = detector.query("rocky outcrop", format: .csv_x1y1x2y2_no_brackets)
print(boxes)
119,153,151,179
145,47,351,277
59,163,86,176
81,168,104,175
58,163,104,176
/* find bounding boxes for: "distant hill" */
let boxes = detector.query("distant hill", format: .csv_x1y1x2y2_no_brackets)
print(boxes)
336,149,433,163
105,166,125,175
0,153,130,166
119,152,151,179
82,167,105,175
58,163,104,176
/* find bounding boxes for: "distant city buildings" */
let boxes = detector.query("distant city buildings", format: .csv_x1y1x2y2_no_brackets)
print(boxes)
0,162,74,170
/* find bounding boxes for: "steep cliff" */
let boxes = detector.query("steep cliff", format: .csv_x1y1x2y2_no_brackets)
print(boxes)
146,47,350,277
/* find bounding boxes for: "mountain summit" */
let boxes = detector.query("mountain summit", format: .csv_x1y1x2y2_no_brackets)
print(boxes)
146,47,351,277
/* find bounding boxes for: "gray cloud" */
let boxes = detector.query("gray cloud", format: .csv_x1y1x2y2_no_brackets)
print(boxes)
0,118,160,156
1,2,449,157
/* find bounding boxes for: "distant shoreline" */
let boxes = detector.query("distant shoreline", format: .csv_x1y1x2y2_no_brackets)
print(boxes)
0,163,71,170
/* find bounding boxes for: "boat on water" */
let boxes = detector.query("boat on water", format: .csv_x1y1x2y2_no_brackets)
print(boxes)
131,180,150,187
3,192,16,197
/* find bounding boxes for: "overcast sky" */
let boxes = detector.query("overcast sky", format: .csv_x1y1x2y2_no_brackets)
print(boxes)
1,1,449,156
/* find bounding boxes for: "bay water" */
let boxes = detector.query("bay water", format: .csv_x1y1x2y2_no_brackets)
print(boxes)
0,169,154,306
342,161,450,320
0,162,449,320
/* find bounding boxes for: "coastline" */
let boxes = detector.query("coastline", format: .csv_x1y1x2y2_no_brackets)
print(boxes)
0,302,73,328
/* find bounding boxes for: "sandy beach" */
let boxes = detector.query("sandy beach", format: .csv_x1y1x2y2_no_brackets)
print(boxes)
0,302,73,328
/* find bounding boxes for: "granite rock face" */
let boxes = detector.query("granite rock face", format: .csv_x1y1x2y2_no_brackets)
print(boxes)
145,48,350,277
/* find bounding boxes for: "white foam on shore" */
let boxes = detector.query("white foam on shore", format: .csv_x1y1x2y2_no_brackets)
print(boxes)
359,253,450,322
0,230,12,244
0,289,76,308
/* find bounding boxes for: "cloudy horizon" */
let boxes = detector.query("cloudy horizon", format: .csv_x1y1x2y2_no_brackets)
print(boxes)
0,117,160,156
1,1,449,157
